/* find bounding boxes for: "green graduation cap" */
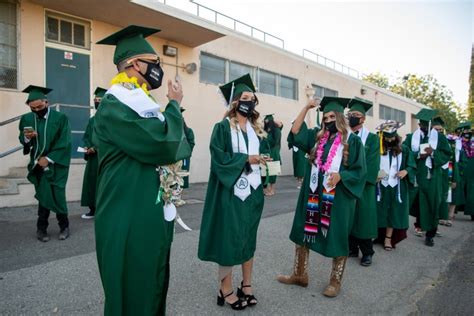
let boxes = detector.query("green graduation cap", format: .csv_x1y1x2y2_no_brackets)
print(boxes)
219,74,256,106
319,97,351,113
22,85,53,103
264,114,274,122
93,87,107,98
348,97,373,115
456,122,471,131
432,116,445,127
415,108,437,123
96,25,160,65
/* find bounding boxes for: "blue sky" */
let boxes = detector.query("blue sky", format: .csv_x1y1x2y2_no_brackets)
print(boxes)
183,0,472,107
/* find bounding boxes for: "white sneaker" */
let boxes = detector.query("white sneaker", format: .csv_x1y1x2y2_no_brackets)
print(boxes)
81,213,94,219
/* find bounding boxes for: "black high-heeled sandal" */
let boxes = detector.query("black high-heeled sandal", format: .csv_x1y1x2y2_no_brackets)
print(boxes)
384,236,393,251
237,281,258,306
217,290,247,310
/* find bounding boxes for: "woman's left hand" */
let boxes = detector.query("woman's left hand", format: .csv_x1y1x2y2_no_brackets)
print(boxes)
327,172,341,188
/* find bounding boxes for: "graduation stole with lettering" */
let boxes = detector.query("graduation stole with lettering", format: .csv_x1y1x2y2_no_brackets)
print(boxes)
229,118,261,201
304,131,345,242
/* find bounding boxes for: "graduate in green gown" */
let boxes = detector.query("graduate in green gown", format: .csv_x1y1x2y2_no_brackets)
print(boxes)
18,85,72,242
262,114,283,196
181,107,195,190
451,122,473,219
403,109,451,246
346,98,380,267
173,107,195,207
458,127,474,220
431,117,460,227
198,74,271,310
287,123,307,186
277,97,366,298
94,25,191,316
80,87,106,219
438,133,461,226
374,120,416,250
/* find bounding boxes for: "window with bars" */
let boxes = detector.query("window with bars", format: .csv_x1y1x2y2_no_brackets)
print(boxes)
229,61,252,81
199,52,298,101
259,69,277,96
279,75,298,100
199,53,226,85
312,84,339,98
0,0,17,89
379,104,406,123
46,13,90,49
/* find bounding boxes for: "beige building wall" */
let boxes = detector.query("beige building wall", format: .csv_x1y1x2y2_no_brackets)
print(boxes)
0,0,426,204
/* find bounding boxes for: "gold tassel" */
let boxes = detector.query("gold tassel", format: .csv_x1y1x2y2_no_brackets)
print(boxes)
379,131,384,155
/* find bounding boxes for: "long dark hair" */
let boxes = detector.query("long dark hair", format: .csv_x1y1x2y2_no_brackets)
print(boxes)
382,134,402,156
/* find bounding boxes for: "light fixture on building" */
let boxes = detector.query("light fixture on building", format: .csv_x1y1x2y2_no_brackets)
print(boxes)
185,62,197,74
361,87,367,95
163,45,178,57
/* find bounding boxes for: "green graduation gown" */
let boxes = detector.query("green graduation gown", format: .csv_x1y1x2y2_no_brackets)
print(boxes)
267,125,282,184
288,123,366,258
182,125,195,189
438,146,459,219
80,116,98,208
351,131,380,239
198,119,270,266
287,130,307,178
452,144,467,206
461,141,474,215
404,132,451,231
93,93,191,316
18,109,71,214
377,145,417,229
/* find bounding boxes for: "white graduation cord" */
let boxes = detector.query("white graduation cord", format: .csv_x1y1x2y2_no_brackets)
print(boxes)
396,154,402,203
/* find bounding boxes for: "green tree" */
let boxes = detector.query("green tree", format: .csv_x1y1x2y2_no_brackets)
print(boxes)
363,71,464,132
362,72,390,89
390,74,460,132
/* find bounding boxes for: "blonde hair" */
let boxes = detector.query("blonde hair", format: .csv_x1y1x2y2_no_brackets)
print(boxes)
227,99,266,138
310,111,350,166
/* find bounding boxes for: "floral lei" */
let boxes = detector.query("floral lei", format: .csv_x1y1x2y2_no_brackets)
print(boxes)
462,137,474,158
110,72,151,95
316,131,342,172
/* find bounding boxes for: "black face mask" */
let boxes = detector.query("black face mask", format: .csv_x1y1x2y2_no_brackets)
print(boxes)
139,60,164,90
32,106,48,119
420,126,428,134
236,100,256,117
349,116,361,128
94,101,100,109
325,121,337,133
464,133,472,140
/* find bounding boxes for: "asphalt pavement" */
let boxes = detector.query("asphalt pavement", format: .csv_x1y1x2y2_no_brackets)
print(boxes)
0,176,473,315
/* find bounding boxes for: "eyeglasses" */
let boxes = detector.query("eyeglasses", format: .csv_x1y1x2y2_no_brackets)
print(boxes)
137,57,161,66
